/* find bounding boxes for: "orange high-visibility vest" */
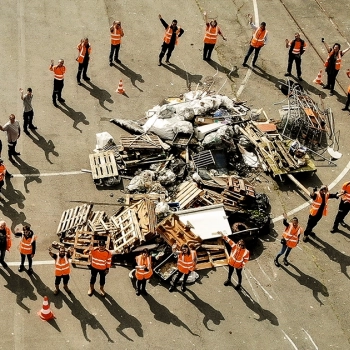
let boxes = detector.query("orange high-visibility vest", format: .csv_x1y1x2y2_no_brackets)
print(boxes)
55,256,70,276
111,27,124,45
290,40,306,55
76,43,91,63
341,181,350,203
251,27,267,48
310,192,329,216
163,26,181,45
347,85,350,94
4,226,11,251
135,255,153,280
0,164,6,181
91,248,112,270
282,225,302,248
177,250,196,274
225,237,250,268
324,50,342,70
19,234,36,255
50,65,66,80
204,25,219,44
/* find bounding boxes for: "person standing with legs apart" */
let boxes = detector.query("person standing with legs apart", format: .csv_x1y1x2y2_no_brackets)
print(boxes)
49,59,66,107
135,248,153,296
49,246,73,295
342,69,350,111
243,14,268,67
202,11,226,61
76,38,91,85
109,21,124,66
18,225,36,274
331,181,350,233
19,87,37,134
221,233,249,290
274,214,303,267
169,244,197,292
303,185,339,242
84,240,112,297
0,114,21,161
0,220,12,268
158,14,184,66
284,33,307,81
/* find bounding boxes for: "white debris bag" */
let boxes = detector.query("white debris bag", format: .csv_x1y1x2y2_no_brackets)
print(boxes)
155,201,170,215
127,170,155,192
158,169,177,186
96,132,113,150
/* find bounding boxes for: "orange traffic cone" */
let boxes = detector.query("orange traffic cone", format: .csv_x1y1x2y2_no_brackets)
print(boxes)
38,296,55,321
313,70,323,85
116,79,125,94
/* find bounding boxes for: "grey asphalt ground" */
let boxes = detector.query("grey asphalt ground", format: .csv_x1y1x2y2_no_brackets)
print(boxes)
1,0,350,349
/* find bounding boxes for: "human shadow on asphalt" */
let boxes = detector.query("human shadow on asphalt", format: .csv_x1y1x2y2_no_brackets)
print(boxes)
162,63,203,90
61,293,114,343
26,130,59,164
10,156,42,193
207,60,238,80
57,103,90,133
181,288,225,331
0,267,37,313
81,81,114,112
309,235,350,280
237,288,279,326
100,294,143,341
143,293,199,336
280,262,329,305
113,62,145,92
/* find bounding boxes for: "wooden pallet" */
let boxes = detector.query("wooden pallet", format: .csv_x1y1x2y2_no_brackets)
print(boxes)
125,193,165,206
57,204,93,236
89,150,119,180
130,198,157,239
174,181,204,209
120,134,163,150
227,176,255,198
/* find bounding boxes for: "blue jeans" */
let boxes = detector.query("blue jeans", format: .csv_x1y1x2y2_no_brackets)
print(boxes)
276,244,292,260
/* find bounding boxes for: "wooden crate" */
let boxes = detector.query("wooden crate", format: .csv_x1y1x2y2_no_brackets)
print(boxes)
89,150,119,180
174,181,204,209
120,134,163,150
195,238,230,270
130,199,157,240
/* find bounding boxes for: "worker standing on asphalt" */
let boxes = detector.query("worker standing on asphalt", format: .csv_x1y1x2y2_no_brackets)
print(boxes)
242,14,268,67
76,38,91,85
49,59,66,107
331,181,350,233
221,233,249,290
84,240,112,297
19,87,37,134
274,214,303,267
135,248,153,296
0,220,12,268
18,225,36,274
109,20,124,66
303,185,339,242
0,114,21,161
49,246,73,295
0,158,12,194
284,33,307,81
202,11,226,61
158,14,184,66
169,243,197,292
341,69,350,111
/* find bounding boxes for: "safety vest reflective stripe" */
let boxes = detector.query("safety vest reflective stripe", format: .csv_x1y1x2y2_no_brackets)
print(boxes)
20,236,35,254
283,225,301,248
310,192,329,216
177,251,196,273
291,41,305,54
91,250,112,270
135,255,153,280
204,26,219,44
77,44,91,63
251,28,267,48
55,256,70,276
164,26,181,45
325,50,342,70
111,28,123,45
229,248,249,267
52,66,66,80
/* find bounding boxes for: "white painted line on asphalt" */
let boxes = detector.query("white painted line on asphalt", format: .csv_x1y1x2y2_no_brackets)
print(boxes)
11,171,88,178
6,260,54,267
244,269,260,302
302,328,319,350
282,330,299,349
246,269,274,300
255,258,272,281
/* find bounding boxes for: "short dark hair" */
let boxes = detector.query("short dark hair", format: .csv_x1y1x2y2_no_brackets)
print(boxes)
333,43,341,49
261,22,266,26
27,88,32,93
172,19,177,24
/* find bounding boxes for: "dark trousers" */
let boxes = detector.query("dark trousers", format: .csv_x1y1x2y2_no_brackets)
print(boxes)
243,45,261,65
136,279,147,292
344,93,350,109
0,248,6,265
227,265,243,285
20,253,32,268
90,266,107,286
304,213,323,236
287,54,302,77
23,110,34,131
203,43,215,60
326,69,339,91
52,79,64,103
171,271,189,286
77,62,89,82
333,200,350,228
8,140,18,157
276,244,292,260
55,274,70,285
159,43,175,62
109,44,121,62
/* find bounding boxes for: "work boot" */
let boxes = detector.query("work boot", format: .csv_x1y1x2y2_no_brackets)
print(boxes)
142,289,149,296
136,289,141,296
158,60,162,66
340,221,347,227
168,285,175,292
242,62,248,67
341,108,349,111
284,72,291,76
1,261,8,268
330,227,338,234
63,284,71,294
303,236,309,242
53,285,60,295
181,283,186,292
223,279,230,286
18,265,24,272
274,259,281,267
283,259,289,266
234,284,241,290
53,102,59,107
88,284,95,296
58,98,65,103
100,286,106,297
27,267,33,275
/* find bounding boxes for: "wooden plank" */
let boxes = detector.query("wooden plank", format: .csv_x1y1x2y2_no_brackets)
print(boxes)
89,151,118,180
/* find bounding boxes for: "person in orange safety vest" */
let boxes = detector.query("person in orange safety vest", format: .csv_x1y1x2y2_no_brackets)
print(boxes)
341,69,350,111
331,180,350,233
49,245,73,295
0,158,12,194
169,243,197,292
274,214,303,267
109,20,124,66
49,59,66,107
158,14,184,66
284,32,307,81
84,240,112,297
76,38,91,85
221,232,249,290
303,185,339,242
18,225,36,274
243,13,268,67
0,220,12,268
202,11,226,61
135,248,153,296
322,40,350,95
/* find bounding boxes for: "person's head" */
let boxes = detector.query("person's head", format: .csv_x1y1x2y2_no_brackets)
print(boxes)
319,185,328,194
27,88,32,95
0,221,6,230
142,248,149,257
0,159,3,165
210,20,217,27
260,22,266,30
9,114,16,123
23,225,31,236
83,37,89,45
59,247,66,257
333,43,341,52
181,244,189,255
237,239,246,249
98,240,106,250
294,32,300,40
291,217,299,228
171,19,178,28
115,21,121,28
58,59,64,66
